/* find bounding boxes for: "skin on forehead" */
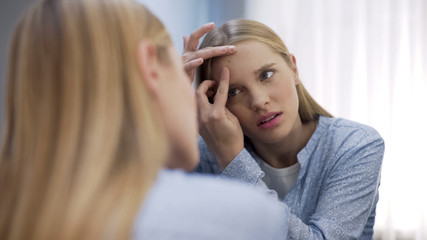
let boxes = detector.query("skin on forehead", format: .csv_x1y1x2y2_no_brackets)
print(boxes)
211,40,292,86
211,55,234,80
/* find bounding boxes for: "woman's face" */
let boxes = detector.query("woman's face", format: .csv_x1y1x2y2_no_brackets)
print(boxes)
211,40,301,145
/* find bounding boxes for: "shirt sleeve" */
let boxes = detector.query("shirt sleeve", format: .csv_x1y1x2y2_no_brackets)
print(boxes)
193,136,222,174
287,127,385,239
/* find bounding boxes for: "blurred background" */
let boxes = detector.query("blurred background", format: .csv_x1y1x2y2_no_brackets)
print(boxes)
1,0,426,239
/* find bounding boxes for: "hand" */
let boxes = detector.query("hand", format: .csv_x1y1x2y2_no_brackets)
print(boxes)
182,22,236,83
196,67,244,170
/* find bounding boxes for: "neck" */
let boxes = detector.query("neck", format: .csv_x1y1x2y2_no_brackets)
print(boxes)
251,120,317,168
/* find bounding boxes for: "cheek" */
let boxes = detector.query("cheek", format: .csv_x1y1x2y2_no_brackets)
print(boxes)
273,80,297,101
226,103,250,124
178,70,196,105
185,90,197,121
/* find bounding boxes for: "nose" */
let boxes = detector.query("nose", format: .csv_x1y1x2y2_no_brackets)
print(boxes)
250,89,270,111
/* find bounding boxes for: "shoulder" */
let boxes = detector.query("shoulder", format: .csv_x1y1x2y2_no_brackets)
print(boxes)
315,116,385,167
317,116,384,149
321,116,382,140
134,169,286,239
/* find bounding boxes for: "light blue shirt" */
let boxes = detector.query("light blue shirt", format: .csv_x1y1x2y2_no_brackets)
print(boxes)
196,116,385,239
133,169,288,239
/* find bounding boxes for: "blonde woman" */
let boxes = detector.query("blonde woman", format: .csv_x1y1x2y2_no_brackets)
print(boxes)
184,20,385,239
0,1,287,239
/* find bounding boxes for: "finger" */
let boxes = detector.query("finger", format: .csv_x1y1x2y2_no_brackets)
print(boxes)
196,80,217,106
184,58,203,73
183,36,189,50
186,22,215,51
197,80,216,96
214,67,230,108
193,45,236,61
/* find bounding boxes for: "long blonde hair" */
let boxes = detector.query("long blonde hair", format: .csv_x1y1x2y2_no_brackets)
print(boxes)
0,0,171,239
197,19,332,123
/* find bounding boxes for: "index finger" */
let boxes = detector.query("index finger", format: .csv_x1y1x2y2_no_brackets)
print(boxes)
193,46,236,61
213,67,230,108
196,80,217,106
185,22,215,51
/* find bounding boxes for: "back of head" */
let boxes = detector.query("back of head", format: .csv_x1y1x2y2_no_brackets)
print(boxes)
197,19,332,122
0,0,171,239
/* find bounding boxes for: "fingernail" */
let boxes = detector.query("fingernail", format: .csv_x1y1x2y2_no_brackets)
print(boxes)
227,46,236,52
205,22,215,27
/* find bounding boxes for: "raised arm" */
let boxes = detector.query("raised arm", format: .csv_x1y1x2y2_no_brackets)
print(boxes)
196,68,244,169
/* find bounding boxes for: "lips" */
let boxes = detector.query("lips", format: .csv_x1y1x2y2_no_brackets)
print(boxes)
257,112,282,126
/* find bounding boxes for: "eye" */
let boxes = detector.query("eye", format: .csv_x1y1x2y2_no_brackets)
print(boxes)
260,71,273,80
228,88,242,98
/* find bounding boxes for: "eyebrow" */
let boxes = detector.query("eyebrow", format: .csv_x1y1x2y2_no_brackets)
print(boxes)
253,63,276,76
228,63,277,89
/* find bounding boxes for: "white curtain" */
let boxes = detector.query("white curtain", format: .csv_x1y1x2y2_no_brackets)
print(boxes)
245,0,427,239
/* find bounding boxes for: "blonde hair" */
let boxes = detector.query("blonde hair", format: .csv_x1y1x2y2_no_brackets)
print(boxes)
0,0,171,239
197,19,332,123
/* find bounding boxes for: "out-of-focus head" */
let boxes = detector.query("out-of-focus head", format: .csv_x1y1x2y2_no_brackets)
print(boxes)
197,19,331,123
5,0,171,171
0,0,197,239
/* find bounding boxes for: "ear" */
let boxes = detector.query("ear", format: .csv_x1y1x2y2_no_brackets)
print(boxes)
289,54,301,85
137,40,161,97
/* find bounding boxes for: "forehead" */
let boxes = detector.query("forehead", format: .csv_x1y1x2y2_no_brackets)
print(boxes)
210,40,283,81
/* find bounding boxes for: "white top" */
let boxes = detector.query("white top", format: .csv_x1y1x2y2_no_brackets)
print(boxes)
258,160,300,200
